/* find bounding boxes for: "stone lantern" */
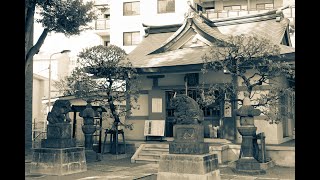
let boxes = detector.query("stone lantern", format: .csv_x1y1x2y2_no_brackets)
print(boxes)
234,92,265,174
80,100,97,150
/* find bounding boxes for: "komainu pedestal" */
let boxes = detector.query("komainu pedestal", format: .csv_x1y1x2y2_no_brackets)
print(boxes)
158,94,220,180
158,153,220,180
157,94,220,180
169,125,209,154
30,100,87,175
158,125,220,180
31,123,87,175
30,147,87,175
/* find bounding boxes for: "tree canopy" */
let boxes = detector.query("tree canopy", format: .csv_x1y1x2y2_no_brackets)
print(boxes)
55,45,141,128
201,35,295,123
25,0,96,74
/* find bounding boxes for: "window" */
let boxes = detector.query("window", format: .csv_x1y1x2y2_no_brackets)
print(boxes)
104,41,110,46
123,32,140,46
158,0,175,13
104,14,110,19
123,1,140,16
256,3,274,10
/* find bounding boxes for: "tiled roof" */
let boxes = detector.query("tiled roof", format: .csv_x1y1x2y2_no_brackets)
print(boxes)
131,46,211,68
217,17,289,45
128,7,294,69
131,45,294,68
127,32,174,62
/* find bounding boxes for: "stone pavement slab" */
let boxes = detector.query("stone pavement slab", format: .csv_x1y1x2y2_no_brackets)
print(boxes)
25,157,158,180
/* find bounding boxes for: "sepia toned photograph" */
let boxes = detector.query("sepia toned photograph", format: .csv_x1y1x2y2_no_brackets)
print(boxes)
25,0,295,179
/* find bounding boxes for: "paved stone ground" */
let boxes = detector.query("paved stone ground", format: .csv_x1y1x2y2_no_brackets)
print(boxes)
25,154,295,180
219,164,295,180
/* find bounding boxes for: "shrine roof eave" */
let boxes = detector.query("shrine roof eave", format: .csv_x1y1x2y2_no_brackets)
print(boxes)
136,63,204,75
135,51,294,75
71,105,108,113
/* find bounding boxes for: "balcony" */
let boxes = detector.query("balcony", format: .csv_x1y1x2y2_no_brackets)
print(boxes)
202,6,295,20
95,19,110,30
94,19,110,36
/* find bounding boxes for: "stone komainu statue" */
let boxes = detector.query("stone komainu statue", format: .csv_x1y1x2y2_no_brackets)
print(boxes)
170,94,204,124
47,100,72,124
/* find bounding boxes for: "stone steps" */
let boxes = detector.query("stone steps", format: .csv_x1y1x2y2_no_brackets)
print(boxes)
131,143,169,164
134,157,161,164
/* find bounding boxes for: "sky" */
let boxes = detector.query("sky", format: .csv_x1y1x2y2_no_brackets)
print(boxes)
33,19,102,59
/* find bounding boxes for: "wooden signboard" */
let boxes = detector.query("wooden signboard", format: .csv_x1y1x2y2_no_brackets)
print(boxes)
144,120,165,137
151,98,162,113
224,101,232,117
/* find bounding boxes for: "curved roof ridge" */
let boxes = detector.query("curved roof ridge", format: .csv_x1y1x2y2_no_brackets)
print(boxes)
143,23,182,35
148,18,190,54
192,15,228,42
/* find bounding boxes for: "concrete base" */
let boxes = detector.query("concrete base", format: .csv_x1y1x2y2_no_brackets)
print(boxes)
228,158,267,175
260,160,275,170
209,145,229,164
30,147,87,176
157,153,220,180
228,159,275,171
85,149,98,163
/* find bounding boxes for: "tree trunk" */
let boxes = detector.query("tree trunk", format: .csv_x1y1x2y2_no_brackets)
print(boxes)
25,23,34,155
107,89,121,154
232,74,241,143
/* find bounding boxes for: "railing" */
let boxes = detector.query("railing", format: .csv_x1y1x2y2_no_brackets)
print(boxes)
95,19,110,30
32,131,47,148
202,6,295,20
32,120,47,148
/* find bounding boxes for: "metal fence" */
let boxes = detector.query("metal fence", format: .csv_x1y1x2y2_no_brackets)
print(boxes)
32,120,47,148
202,6,295,19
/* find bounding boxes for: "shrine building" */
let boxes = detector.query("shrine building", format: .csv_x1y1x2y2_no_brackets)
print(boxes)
123,5,295,145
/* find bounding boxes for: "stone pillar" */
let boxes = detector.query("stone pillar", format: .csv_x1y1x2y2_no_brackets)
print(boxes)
80,100,98,162
82,125,96,150
236,126,262,173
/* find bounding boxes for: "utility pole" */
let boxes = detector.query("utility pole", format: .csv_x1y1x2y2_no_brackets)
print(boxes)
48,50,71,112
